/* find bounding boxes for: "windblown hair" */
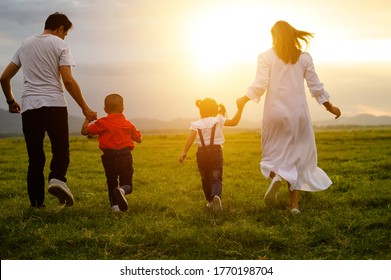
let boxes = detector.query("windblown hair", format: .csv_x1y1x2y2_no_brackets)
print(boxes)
271,20,314,64
196,98,227,118
45,12,73,32
105,93,124,113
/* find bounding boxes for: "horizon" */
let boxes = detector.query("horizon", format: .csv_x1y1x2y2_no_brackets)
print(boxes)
1,106,391,136
1,0,391,122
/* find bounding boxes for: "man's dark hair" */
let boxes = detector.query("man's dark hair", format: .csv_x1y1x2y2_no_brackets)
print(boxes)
44,12,73,31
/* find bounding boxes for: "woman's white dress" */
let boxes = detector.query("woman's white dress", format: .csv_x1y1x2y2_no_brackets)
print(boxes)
247,49,332,191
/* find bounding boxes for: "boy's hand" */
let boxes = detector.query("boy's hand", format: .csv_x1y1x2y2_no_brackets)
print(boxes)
81,118,92,135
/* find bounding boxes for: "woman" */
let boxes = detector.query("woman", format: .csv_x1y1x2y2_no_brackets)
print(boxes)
237,20,341,214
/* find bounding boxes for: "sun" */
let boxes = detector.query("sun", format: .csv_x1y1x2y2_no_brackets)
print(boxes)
186,5,271,73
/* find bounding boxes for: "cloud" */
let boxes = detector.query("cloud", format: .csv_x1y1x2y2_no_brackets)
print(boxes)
1,0,391,122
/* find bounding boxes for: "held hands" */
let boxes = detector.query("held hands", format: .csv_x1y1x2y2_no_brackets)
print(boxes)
236,95,249,110
83,108,97,122
81,117,92,136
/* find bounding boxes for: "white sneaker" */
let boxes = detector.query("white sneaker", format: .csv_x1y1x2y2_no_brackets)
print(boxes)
206,201,213,210
264,175,282,206
291,208,301,215
212,195,223,213
111,205,120,212
113,187,128,212
48,178,74,206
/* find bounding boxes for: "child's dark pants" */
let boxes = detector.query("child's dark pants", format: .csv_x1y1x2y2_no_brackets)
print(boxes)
101,147,133,206
196,145,223,202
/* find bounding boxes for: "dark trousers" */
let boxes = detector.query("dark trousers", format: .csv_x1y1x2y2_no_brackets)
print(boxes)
196,145,223,202
101,147,133,206
22,107,70,207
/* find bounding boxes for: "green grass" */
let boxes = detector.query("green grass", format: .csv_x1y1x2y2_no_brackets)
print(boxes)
0,128,390,260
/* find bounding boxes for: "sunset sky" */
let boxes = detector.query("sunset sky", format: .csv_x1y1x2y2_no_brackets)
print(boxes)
1,0,390,124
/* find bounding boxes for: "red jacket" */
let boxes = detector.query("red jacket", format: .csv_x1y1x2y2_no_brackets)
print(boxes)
87,113,142,150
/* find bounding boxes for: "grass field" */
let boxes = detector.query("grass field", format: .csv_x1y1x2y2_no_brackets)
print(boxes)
0,127,390,260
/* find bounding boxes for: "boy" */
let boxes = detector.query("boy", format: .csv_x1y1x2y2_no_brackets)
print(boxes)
81,94,142,212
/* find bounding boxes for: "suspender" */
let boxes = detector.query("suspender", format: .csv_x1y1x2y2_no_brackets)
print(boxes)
197,123,217,147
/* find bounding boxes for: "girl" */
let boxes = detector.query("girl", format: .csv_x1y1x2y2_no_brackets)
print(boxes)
237,21,341,214
179,98,243,213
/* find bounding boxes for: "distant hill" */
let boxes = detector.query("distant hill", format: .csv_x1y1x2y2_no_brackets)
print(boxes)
0,109,261,136
1,109,390,137
130,117,261,132
132,115,391,131
0,108,23,136
313,114,391,127
0,109,86,137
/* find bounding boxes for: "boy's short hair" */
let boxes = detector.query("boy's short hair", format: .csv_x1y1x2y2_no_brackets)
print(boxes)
105,94,124,113
45,12,73,32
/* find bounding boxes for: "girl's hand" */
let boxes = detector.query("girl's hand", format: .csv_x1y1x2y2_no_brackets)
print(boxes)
236,96,249,109
179,152,187,163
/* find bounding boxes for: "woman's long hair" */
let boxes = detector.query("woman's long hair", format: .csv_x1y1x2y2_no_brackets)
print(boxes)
271,20,314,64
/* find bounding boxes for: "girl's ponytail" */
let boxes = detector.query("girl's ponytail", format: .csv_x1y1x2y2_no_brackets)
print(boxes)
218,104,227,118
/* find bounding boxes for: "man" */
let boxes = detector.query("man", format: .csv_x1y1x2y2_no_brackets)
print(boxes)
0,12,97,208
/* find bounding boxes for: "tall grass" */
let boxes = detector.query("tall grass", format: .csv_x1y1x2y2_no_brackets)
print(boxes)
0,128,390,260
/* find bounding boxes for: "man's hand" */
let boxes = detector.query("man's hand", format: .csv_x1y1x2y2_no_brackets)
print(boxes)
83,108,97,122
8,100,21,113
